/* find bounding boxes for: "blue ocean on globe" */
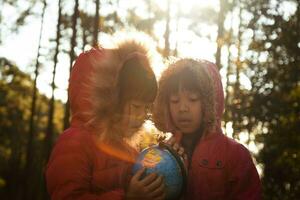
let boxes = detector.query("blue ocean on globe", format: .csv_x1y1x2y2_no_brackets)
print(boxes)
132,144,186,200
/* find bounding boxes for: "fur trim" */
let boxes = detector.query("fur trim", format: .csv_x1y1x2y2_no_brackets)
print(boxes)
87,41,152,141
116,40,150,61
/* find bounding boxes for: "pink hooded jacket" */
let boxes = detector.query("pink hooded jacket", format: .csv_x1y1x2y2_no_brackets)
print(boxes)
155,60,262,199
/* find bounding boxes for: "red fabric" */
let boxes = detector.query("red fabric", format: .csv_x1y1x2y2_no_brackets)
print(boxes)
46,48,136,200
174,62,262,199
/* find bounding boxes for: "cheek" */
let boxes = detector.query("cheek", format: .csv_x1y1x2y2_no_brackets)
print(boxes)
169,104,178,120
121,114,130,128
192,103,202,123
127,110,146,128
120,105,130,127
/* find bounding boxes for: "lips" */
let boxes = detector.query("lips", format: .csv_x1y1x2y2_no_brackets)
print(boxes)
178,117,191,122
131,125,141,130
177,119,192,126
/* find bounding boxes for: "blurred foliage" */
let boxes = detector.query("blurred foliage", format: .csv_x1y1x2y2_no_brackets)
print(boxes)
236,0,300,199
0,58,64,199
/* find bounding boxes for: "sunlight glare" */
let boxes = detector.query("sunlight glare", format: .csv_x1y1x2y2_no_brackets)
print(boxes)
99,30,165,77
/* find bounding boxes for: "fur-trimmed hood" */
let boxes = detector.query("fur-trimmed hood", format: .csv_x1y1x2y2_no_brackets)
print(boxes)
153,59,224,137
68,41,152,132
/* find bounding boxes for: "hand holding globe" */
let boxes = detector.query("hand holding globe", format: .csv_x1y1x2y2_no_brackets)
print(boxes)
132,142,187,200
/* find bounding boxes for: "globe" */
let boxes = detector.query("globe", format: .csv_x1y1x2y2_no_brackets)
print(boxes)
132,143,187,200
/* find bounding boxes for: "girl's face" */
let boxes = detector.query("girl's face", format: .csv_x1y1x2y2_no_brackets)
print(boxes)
121,100,151,138
169,89,202,134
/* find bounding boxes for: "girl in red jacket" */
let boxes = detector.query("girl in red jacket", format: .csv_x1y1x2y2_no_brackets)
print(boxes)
153,59,262,199
46,41,165,200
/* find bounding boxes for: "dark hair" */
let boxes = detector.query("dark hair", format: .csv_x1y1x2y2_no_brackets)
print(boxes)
153,59,215,134
163,67,201,97
118,55,157,106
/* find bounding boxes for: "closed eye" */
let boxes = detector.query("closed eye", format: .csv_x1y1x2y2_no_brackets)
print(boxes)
170,95,179,104
189,97,199,102
170,99,179,104
189,93,200,102
131,104,141,109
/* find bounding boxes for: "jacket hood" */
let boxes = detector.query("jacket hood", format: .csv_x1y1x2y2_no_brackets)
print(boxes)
201,60,224,134
68,41,151,129
153,59,224,137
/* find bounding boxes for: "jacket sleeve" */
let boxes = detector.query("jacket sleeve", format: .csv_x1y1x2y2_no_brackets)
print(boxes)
46,133,125,200
228,144,262,200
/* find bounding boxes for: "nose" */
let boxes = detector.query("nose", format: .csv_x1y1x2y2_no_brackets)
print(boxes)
179,101,189,112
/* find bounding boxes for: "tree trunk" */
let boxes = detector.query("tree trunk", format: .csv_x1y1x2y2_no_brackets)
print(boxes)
93,0,100,47
232,1,242,139
163,0,170,58
24,0,47,199
174,2,181,57
235,4,242,91
64,0,79,130
45,0,62,163
224,9,234,135
216,0,226,69
7,124,22,200
82,28,87,51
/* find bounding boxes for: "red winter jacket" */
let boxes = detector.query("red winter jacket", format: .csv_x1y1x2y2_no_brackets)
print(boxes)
172,61,262,199
46,44,148,200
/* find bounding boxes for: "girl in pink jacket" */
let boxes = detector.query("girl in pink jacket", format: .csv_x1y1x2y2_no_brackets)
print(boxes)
153,59,262,199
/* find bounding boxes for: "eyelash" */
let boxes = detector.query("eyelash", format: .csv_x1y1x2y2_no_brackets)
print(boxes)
170,97,199,103
132,104,141,109
190,98,199,102
131,104,152,112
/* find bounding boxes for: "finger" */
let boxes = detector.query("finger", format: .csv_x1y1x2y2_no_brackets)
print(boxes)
154,192,166,200
178,147,185,156
151,188,166,200
166,137,175,145
149,179,166,198
146,175,163,192
173,143,179,151
140,172,158,186
132,167,145,181
183,153,188,161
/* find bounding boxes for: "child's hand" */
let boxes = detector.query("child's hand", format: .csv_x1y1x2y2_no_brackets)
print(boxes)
126,168,166,200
